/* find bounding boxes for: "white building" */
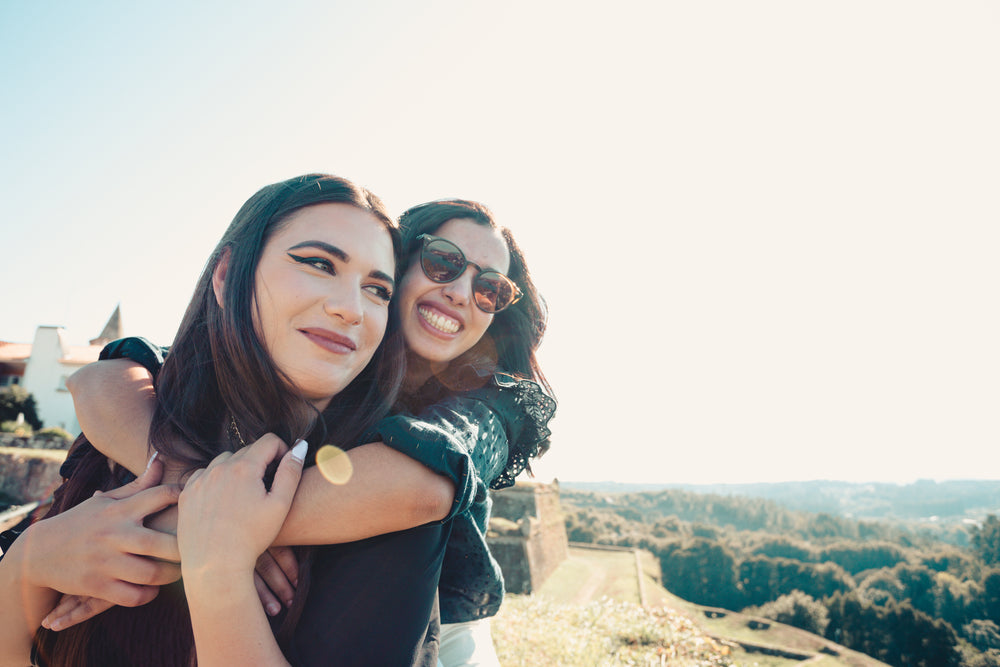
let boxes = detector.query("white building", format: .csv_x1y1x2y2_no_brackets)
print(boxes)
0,307,122,433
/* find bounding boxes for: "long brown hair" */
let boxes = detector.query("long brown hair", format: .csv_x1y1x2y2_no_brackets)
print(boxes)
33,174,406,666
153,173,404,467
397,199,550,407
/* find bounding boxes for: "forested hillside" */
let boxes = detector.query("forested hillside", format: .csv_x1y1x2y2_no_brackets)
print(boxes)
561,487,1000,667
563,479,1000,525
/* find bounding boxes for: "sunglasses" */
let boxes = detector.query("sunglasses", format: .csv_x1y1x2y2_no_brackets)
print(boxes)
417,234,523,313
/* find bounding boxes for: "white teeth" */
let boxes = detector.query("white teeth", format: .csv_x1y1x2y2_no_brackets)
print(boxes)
419,306,460,334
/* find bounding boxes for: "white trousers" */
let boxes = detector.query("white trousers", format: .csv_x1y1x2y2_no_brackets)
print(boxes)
437,619,500,667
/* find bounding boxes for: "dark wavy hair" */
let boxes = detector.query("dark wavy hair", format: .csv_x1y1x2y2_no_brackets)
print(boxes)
33,174,406,666
151,173,405,467
397,199,550,405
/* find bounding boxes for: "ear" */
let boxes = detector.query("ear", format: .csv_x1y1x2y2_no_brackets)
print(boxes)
212,247,232,308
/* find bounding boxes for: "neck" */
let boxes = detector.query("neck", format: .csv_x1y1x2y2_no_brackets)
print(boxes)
310,396,333,412
403,354,448,394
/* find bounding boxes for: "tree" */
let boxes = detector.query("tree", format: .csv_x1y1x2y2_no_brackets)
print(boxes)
893,563,937,617
825,592,960,667
964,619,1000,652
964,649,1000,667
859,569,906,606
974,516,1000,568
0,385,42,429
749,590,829,636
660,537,740,608
982,568,1000,625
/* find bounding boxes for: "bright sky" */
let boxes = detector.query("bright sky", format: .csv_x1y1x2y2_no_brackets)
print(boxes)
2,1,997,485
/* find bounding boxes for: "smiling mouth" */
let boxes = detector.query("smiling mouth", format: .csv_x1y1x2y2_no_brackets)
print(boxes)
301,329,357,354
419,306,461,334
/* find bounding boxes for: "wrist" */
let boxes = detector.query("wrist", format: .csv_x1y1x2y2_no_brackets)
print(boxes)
182,563,255,603
15,523,55,589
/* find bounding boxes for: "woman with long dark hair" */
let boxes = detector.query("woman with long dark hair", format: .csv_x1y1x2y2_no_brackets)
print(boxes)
0,174,462,665
42,198,555,665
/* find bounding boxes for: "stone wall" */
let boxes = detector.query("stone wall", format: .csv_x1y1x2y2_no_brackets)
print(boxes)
0,433,72,451
0,434,69,505
0,449,64,505
487,481,568,594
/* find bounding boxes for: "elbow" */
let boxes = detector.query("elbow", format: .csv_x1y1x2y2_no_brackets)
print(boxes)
65,366,88,396
415,475,455,523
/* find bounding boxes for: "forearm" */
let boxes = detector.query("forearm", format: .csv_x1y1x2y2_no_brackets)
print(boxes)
68,359,156,475
186,571,290,667
274,442,455,546
0,536,60,663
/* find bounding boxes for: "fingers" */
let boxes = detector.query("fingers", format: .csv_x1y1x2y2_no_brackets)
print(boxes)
269,439,308,507
102,456,164,501
98,553,181,589
124,484,182,523
42,579,162,631
253,571,284,617
92,580,161,610
256,548,297,611
125,526,182,563
42,596,115,631
267,546,299,588
238,433,289,468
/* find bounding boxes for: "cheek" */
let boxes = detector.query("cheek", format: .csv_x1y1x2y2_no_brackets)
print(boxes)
362,310,390,358
250,290,279,351
471,311,494,336
398,267,431,307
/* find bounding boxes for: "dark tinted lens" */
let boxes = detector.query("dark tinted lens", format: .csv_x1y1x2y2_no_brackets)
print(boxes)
422,239,465,282
474,272,515,313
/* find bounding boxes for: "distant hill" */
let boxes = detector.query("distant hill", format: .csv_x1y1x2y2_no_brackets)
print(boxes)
561,479,1000,524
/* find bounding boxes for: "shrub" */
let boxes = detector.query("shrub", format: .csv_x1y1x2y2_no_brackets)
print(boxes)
0,386,42,429
0,420,33,437
36,426,73,444
747,590,829,636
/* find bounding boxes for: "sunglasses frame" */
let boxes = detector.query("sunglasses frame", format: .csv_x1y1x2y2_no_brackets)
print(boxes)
416,234,523,313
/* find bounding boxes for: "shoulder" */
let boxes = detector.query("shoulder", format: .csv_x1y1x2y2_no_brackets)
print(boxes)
460,372,556,490
99,336,169,377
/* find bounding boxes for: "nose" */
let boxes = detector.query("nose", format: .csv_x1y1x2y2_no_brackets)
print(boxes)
440,269,474,306
323,282,364,326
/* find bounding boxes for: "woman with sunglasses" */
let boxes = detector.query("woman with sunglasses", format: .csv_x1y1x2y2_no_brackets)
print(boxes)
57,198,555,665
389,200,554,666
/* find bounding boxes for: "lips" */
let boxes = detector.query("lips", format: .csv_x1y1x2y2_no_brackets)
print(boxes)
418,304,462,335
300,328,357,354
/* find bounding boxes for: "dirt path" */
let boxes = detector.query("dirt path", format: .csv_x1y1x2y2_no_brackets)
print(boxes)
571,556,607,605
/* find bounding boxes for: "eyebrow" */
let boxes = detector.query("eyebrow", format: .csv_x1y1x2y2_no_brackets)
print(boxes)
288,240,395,287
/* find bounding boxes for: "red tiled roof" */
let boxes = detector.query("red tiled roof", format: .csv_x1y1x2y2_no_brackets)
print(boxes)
0,343,31,363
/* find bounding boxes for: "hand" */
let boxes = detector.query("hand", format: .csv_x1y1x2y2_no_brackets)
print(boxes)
255,546,299,616
21,459,181,630
178,434,307,578
41,595,113,632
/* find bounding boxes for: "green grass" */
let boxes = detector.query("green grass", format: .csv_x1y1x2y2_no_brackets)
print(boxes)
540,548,642,604
493,595,737,667
491,545,889,667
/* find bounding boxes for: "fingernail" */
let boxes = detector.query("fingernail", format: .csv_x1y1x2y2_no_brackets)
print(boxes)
290,440,308,462
285,599,294,608
41,617,50,629
266,603,280,616
145,451,158,471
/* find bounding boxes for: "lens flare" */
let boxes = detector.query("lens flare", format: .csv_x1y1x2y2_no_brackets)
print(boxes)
316,444,353,485
436,334,497,392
